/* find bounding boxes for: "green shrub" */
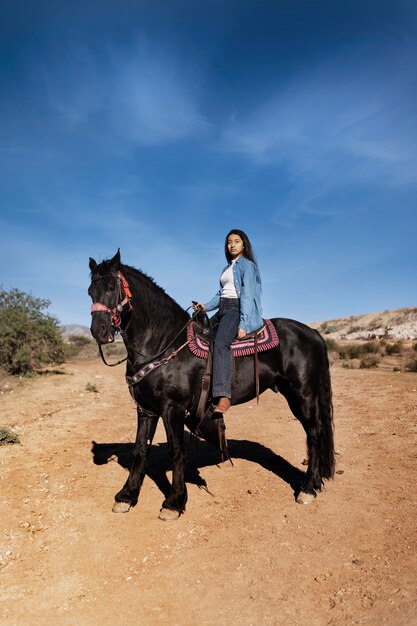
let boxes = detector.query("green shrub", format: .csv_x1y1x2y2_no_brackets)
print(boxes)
0,287,68,375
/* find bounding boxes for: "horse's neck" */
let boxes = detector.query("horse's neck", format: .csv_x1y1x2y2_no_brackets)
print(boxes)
122,266,189,356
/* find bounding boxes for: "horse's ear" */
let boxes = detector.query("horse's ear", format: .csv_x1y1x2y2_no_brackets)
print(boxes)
109,249,121,270
89,257,98,271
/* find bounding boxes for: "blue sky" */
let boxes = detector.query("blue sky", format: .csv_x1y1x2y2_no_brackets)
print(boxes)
1,0,416,327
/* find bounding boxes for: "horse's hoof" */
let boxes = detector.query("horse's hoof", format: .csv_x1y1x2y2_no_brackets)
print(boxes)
296,491,315,505
112,501,131,513
158,508,180,521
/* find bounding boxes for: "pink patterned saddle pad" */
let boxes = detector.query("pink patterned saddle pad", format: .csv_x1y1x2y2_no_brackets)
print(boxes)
187,319,279,359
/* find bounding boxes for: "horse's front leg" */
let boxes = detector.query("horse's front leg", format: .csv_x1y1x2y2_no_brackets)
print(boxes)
158,406,187,521
113,407,159,513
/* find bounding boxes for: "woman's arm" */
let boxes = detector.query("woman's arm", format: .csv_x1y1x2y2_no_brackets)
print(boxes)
238,261,258,333
203,289,221,312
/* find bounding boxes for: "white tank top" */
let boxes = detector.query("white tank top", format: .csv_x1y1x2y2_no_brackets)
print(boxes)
220,259,238,298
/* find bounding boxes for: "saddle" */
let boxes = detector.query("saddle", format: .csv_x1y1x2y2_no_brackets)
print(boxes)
187,314,279,359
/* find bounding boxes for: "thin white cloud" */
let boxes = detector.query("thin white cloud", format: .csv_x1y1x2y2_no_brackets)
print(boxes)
47,38,210,146
219,45,417,188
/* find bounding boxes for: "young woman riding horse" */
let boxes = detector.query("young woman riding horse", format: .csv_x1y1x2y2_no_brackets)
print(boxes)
88,250,334,520
193,229,262,415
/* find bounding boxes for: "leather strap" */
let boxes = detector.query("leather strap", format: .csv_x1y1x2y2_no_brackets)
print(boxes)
196,347,212,420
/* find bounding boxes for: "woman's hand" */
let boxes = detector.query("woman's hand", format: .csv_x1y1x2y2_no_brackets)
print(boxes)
237,328,247,339
192,302,206,312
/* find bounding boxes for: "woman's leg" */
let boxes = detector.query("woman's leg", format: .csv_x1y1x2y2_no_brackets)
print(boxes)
212,301,239,401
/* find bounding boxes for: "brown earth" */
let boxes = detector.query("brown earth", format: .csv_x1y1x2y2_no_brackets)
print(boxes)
0,357,416,626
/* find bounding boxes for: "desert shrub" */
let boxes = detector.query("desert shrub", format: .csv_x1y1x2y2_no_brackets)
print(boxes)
406,359,417,373
344,344,362,359
0,427,20,445
67,334,92,348
65,334,94,359
413,343,417,352
0,287,68,375
362,341,379,353
360,356,379,369
324,325,339,335
85,382,99,393
103,341,127,357
340,342,379,360
385,342,403,356
347,325,361,334
324,338,339,351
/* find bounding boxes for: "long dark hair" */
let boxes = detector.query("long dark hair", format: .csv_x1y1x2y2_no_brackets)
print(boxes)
224,229,257,264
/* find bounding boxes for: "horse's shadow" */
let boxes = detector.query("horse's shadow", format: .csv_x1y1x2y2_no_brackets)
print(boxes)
91,434,305,502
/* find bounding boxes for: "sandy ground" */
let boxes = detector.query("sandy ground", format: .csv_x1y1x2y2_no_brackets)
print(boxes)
0,357,416,626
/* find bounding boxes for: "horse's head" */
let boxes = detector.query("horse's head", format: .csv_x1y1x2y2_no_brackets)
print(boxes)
88,249,132,344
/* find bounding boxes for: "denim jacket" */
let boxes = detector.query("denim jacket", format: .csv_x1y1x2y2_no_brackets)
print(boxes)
204,256,263,333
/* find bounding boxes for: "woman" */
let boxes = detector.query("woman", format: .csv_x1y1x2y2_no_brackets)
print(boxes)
193,229,263,414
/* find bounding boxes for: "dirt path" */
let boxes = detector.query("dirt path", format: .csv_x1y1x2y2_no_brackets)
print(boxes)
1,359,416,625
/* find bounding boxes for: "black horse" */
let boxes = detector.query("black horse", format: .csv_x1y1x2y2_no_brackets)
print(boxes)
88,250,334,520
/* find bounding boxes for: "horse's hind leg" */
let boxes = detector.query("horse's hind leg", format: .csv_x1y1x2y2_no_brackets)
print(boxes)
113,408,159,513
158,407,187,521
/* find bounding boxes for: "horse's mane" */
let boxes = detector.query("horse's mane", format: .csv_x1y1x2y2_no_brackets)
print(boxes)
120,263,190,331
91,255,190,337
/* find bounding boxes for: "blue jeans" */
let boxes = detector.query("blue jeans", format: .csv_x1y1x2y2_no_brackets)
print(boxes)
211,298,240,399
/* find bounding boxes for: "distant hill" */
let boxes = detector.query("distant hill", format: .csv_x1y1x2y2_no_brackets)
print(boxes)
62,307,417,343
310,307,417,340
61,324,124,343
61,324,91,339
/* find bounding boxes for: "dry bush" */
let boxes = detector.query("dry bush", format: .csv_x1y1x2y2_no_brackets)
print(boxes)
360,356,379,369
385,342,403,356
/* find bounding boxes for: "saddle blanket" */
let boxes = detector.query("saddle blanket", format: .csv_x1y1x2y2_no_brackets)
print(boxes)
187,318,279,359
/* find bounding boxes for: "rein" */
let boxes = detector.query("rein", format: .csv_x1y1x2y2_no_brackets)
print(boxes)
125,336,192,386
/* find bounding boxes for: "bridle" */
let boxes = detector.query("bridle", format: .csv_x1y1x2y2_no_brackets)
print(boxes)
90,269,201,376
90,270,133,334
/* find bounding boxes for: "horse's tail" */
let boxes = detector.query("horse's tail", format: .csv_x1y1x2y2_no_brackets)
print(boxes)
317,339,335,480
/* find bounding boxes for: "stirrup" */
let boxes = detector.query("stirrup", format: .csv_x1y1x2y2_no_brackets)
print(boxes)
195,405,233,465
